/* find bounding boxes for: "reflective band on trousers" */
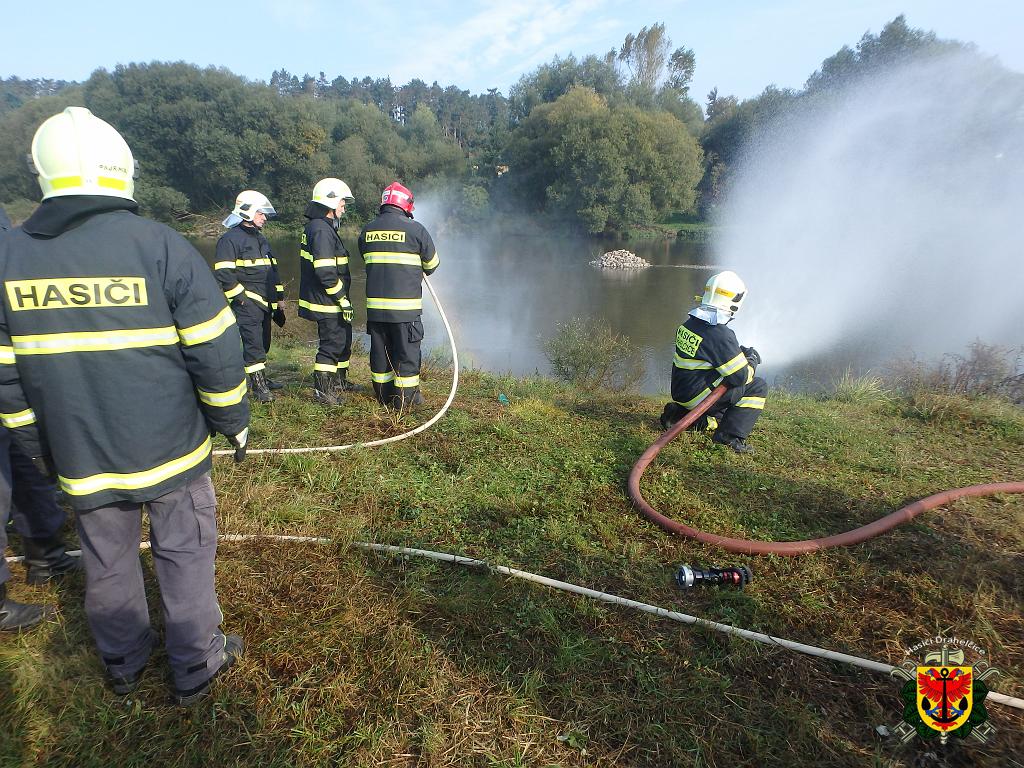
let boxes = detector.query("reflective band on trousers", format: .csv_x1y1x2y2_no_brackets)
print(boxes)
395,375,420,388
336,360,349,370
0,408,36,428
178,306,236,346
737,396,766,409
363,252,423,266
245,362,266,373
11,326,179,355
314,362,336,373
197,380,247,407
371,371,396,383
59,436,212,496
366,297,422,311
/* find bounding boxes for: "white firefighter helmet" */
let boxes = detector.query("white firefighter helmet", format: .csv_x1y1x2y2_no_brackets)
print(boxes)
223,190,276,228
29,107,137,201
311,178,354,207
701,270,747,318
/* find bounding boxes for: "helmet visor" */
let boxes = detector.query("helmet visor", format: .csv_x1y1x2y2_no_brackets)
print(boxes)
257,203,277,218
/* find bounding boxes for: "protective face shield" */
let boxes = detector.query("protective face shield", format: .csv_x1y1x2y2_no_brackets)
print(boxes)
381,182,414,217
28,107,138,201
700,270,747,319
223,190,276,228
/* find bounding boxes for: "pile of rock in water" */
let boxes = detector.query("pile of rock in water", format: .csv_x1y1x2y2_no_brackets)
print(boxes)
589,249,652,270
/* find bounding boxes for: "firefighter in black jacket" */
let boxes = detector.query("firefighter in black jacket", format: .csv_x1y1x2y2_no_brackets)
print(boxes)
214,190,282,403
660,270,767,453
299,178,359,405
357,182,439,408
0,107,247,702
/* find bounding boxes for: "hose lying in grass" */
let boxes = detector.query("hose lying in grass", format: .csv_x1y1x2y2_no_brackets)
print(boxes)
9,535,1022,712
628,385,1024,556
211,275,458,457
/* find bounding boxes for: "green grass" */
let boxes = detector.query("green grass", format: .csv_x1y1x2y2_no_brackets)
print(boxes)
2,326,1022,767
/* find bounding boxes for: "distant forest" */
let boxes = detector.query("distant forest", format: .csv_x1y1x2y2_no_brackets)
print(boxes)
0,17,992,233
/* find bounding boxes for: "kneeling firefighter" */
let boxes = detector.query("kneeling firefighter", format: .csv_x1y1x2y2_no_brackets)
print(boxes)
298,178,360,405
660,270,767,453
214,190,282,403
357,182,439,408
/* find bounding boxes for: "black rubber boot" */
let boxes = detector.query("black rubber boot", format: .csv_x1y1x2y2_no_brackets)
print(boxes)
333,369,364,394
248,371,274,403
372,381,397,407
0,582,52,632
174,634,244,706
712,432,754,454
394,387,425,410
23,535,83,585
264,376,285,391
312,372,343,406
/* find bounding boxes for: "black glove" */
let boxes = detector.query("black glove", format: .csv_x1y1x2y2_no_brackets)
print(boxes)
339,296,353,323
741,346,761,368
31,455,57,481
273,307,286,327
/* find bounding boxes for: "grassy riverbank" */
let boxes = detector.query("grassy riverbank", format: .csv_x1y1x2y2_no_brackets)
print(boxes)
1,332,1022,767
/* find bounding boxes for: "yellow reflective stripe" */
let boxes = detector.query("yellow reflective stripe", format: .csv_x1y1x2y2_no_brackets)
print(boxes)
0,408,36,428
336,360,349,370
675,388,712,409
423,253,439,270
736,396,766,409
197,379,247,407
244,362,266,374
313,258,337,269
0,346,14,364
366,297,422,311
324,282,343,296
363,252,423,266
313,362,336,373
224,284,244,299
395,375,420,388
11,327,178,355
243,291,269,308
214,261,236,271
371,371,395,383
50,176,83,191
673,354,713,370
745,365,754,384
178,306,236,346
59,436,212,497
275,284,284,292
337,256,349,266
97,176,128,191
717,352,748,377
298,299,340,313
236,258,272,267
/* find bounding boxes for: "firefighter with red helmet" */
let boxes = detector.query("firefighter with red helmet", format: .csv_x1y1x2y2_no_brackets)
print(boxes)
357,183,439,408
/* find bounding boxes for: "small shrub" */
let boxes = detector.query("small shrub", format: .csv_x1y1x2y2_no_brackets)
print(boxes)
827,367,891,404
543,317,644,392
887,341,1023,403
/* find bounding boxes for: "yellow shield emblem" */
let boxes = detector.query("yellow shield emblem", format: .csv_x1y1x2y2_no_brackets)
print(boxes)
916,665,973,733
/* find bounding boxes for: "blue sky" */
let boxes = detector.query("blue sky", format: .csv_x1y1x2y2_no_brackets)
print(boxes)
2,1,1022,104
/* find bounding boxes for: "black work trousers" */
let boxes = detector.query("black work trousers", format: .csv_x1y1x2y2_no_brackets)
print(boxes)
231,297,269,374
368,320,423,396
708,376,768,440
314,316,353,373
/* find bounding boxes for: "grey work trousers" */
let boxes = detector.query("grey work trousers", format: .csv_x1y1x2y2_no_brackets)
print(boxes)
0,427,67,585
75,472,228,690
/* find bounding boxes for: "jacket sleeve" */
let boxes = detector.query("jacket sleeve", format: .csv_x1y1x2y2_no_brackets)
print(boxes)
709,327,755,389
309,224,346,301
0,304,45,460
213,233,243,301
166,233,250,437
419,227,439,275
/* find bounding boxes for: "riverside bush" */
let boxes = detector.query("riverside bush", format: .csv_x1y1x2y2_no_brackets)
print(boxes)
543,317,643,392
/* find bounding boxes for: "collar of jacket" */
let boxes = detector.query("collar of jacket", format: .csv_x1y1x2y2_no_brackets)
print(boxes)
22,196,139,238
379,204,412,219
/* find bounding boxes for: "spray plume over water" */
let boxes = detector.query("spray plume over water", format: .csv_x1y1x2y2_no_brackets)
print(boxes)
717,52,1024,375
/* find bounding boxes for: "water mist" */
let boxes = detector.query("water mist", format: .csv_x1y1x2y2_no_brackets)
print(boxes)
716,52,1024,378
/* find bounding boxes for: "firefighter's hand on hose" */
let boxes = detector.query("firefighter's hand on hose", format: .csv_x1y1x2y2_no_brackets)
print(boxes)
273,307,286,327
31,455,57,482
741,346,761,368
228,428,248,463
339,296,353,323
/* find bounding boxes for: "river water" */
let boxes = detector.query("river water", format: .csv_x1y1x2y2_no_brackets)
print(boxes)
193,233,719,394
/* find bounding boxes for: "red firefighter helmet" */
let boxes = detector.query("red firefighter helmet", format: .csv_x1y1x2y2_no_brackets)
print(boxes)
381,182,414,216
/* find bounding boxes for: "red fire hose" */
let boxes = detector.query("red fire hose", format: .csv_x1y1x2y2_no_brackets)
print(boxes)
628,386,1024,556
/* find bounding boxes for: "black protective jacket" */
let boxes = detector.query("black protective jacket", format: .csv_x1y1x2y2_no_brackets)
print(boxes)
670,314,755,409
0,197,249,510
357,205,439,323
298,207,350,320
214,224,284,311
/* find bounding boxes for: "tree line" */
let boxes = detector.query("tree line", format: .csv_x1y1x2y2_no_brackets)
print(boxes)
0,17,994,235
